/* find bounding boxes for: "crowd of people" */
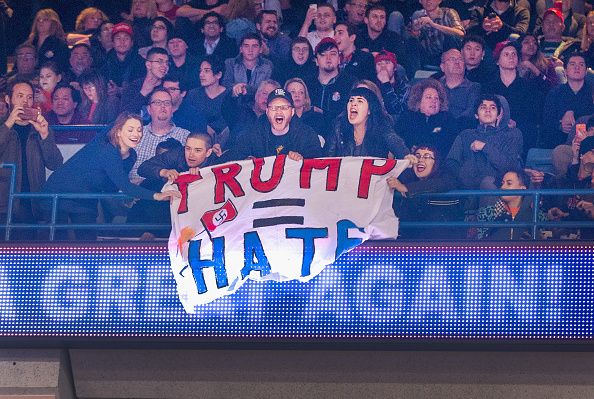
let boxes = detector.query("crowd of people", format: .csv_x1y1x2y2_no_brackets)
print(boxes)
0,0,594,241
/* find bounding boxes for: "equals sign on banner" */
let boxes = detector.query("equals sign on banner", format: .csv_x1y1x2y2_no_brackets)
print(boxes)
252,198,306,228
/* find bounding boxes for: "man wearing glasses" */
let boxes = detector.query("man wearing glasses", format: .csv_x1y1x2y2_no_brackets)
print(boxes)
129,87,190,184
445,94,523,190
224,88,323,161
121,47,170,113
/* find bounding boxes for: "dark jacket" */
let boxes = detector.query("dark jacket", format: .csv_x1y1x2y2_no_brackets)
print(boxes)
340,49,376,82
221,55,274,94
476,198,542,240
326,117,409,158
471,0,530,49
193,35,239,63
304,71,358,122
100,49,145,87
445,122,523,189
395,110,459,158
0,123,63,215
224,115,324,161
137,146,219,182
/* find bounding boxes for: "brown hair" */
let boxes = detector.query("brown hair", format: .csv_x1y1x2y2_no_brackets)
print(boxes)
75,8,109,32
108,112,143,149
407,78,448,112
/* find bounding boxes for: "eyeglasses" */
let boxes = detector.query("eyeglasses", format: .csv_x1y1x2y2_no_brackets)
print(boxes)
268,105,293,111
147,59,169,65
152,25,167,31
415,153,435,160
150,100,172,107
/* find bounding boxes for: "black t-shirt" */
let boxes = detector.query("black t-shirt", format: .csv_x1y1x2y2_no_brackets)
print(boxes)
14,124,30,192
268,129,293,155
189,0,228,9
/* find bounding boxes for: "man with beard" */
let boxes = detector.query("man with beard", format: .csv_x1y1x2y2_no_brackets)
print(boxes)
121,47,170,113
256,10,292,65
225,88,323,161
62,44,94,85
304,37,358,124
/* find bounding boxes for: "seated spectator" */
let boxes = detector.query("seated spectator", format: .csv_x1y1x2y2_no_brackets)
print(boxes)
475,169,544,240
221,78,280,148
62,43,94,85
356,5,411,76
167,32,201,91
1,79,63,226
340,0,368,31
186,56,229,135
407,0,465,69
256,10,291,65
461,35,498,86
581,11,594,68
177,0,230,24
120,47,170,113
26,9,69,72
44,84,87,125
543,53,594,152
443,0,482,32
446,94,523,189
551,115,594,179
129,87,191,184
395,78,459,158
224,88,324,160
374,50,410,122
535,0,585,40
439,48,481,125
100,22,145,91
194,12,238,62
156,0,180,23
41,112,179,240
139,16,173,59
304,37,358,124
66,7,109,47
89,21,114,69
326,87,409,158
128,0,157,48
78,69,120,124
389,145,463,239
4,44,38,90
471,0,529,51
538,5,580,59
34,61,62,114
222,32,274,97
334,22,376,81
162,73,207,135
273,37,317,85
284,77,327,140
547,135,594,239
354,79,389,113
518,33,561,87
298,3,336,50
483,40,542,152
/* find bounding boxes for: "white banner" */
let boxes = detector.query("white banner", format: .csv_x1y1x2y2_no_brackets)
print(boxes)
166,156,409,312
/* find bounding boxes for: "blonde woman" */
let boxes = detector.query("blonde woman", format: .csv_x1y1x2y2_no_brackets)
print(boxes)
26,9,69,71
284,77,327,138
67,7,110,46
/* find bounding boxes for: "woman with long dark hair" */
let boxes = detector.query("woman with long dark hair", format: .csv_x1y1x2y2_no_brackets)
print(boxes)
325,87,409,158
78,69,120,123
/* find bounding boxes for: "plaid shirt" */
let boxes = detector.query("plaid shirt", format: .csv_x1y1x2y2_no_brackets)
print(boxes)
129,123,190,184
412,7,464,62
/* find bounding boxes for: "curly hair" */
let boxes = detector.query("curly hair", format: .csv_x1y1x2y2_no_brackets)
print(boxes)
406,78,448,113
75,7,109,32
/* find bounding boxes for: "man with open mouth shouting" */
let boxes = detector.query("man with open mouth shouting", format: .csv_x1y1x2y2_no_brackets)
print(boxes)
224,88,324,162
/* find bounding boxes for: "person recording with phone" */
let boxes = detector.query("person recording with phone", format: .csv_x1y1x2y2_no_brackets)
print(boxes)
473,0,529,50
0,78,63,232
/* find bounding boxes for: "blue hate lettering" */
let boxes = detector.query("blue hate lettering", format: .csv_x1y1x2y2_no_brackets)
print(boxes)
241,232,271,279
285,227,329,277
188,238,229,294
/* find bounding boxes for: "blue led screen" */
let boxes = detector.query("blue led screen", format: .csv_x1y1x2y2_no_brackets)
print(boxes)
0,243,592,339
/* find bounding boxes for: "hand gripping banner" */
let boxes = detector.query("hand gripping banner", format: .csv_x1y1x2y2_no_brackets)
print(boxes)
166,156,409,311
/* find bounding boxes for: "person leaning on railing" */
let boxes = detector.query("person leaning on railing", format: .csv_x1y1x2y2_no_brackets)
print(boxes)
40,112,180,241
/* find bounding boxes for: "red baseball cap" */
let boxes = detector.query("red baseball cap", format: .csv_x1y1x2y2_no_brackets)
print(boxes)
543,0,563,22
111,22,133,39
374,50,397,65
